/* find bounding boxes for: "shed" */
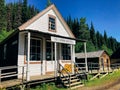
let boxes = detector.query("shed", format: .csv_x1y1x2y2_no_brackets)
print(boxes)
75,50,111,71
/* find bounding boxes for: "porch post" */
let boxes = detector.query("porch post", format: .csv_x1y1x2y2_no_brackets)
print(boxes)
71,45,75,74
84,42,88,72
26,32,30,81
54,42,57,77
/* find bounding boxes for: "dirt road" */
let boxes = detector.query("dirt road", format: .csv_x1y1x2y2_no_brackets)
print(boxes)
77,78,120,90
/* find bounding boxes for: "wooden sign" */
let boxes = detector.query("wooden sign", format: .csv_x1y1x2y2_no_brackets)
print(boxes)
51,36,76,45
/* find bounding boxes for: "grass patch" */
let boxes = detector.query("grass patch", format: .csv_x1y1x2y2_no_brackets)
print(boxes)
30,70,120,89
30,83,67,90
85,70,120,87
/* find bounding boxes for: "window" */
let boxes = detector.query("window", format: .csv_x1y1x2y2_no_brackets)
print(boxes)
30,38,42,61
48,15,56,31
46,41,55,60
62,44,71,60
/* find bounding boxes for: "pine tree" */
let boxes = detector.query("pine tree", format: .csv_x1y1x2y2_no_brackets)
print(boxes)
66,15,73,31
15,0,22,28
90,22,97,48
46,0,52,7
96,31,101,48
11,3,17,29
0,0,6,30
72,18,79,38
6,3,12,31
79,18,90,40
22,0,28,23
104,30,108,46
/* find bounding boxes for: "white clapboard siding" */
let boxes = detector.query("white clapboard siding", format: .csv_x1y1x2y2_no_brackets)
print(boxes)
18,33,25,66
25,9,70,37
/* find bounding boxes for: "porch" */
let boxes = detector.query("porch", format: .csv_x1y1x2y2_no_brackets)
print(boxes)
0,63,120,89
0,64,84,89
18,30,79,81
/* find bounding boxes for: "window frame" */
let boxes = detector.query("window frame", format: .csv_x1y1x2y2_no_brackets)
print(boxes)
61,44,71,60
25,37,42,64
48,14,56,32
30,38,42,61
46,40,55,61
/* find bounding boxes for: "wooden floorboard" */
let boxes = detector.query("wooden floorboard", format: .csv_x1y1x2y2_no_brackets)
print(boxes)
0,74,55,88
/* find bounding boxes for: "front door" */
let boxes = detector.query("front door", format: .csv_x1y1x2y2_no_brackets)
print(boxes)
46,41,55,74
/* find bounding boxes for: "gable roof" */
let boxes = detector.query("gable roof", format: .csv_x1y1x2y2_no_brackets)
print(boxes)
75,50,105,59
18,4,75,38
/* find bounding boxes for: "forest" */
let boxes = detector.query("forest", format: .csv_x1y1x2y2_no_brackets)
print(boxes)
0,0,120,55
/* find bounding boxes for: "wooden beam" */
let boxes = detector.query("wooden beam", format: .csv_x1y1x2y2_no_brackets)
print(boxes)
54,42,57,77
84,42,88,72
26,32,30,81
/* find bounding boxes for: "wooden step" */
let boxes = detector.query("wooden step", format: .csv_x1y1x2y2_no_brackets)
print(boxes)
59,73,84,89
71,84,84,89
65,81,82,87
61,76,77,80
63,79,79,84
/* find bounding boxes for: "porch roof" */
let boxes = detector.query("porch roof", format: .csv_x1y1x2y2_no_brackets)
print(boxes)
20,29,87,42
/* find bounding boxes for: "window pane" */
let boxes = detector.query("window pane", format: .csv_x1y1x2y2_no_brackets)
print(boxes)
62,44,71,60
46,41,54,60
37,47,40,53
30,54,36,60
31,39,36,46
49,16,56,31
30,39,41,61
31,46,36,53
37,40,40,46
37,53,40,60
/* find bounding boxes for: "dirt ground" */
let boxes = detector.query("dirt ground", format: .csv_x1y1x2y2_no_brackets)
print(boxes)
77,78,120,90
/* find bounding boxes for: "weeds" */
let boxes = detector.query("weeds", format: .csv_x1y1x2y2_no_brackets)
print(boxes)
31,83,66,90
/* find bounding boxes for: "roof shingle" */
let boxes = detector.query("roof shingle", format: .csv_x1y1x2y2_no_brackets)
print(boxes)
75,50,104,59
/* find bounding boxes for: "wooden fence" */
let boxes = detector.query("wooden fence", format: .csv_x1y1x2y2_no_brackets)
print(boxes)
0,66,25,83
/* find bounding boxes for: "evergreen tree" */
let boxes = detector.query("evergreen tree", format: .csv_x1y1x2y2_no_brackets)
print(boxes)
101,44,113,55
79,18,90,40
46,0,52,7
12,3,18,29
0,0,6,30
90,22,97,48
0,29,13,42
96,31,101,48
66,15,73,31
104,30,108,45
86,41,96,52
6,3,12,31
72,18,79,38
22,0,28,23
15,0,22,29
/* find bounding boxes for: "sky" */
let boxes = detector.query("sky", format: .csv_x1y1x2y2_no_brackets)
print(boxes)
6,0,120,42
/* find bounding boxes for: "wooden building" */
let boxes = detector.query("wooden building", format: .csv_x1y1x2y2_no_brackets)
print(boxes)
75,50,111,71
0,4,85,83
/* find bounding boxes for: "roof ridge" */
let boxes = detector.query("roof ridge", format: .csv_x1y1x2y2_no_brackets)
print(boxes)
18,4,75,38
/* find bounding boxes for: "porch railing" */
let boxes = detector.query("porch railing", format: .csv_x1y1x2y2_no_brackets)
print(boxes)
74,62,87,81
58,63,71,88
0,66,25,83
75,62,120,74
75,63,86,71
111,63,120,70
88,63,100,73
